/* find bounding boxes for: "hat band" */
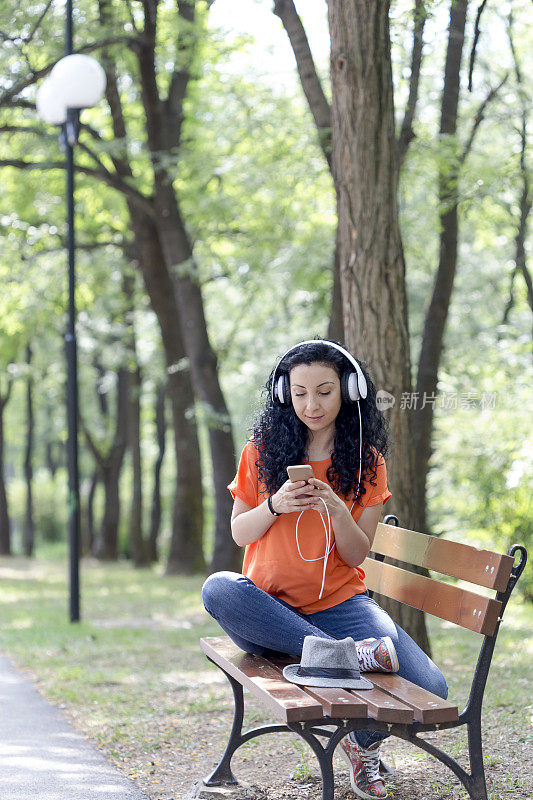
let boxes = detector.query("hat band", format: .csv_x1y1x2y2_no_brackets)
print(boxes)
296,666,361,679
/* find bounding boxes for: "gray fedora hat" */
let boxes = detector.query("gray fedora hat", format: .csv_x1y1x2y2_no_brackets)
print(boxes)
283,636,373,690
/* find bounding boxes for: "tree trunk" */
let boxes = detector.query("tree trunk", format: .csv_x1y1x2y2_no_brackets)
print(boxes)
327,234,344,342
327,0,430,654
413,0,468,533
273,0,342,341
148,382,166,563
93,368,129,560
98,462,121,560
151,178,239,574
0,384,12,555
129,210,206,575
122,270,148,567
23,344,35,557
45,440,59,478
85,469,99,556
135,8,240,573
128,357,145,566
277,0,427,345
503,15,532,326
95,19,206,574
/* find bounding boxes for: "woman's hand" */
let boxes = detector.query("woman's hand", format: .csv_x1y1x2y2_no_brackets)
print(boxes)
270,479,319,515
301,478,347,518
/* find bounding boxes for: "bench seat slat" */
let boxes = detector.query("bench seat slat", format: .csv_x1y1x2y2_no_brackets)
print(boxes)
265,653,412,722
372,523,514,591
369,674,459,724
268,654,413,724
200,637,323,722
362,558,502,635
268,656,368,718
301,687,368,718
349,686,414,723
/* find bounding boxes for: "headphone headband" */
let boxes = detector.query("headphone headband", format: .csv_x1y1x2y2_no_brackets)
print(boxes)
270,339,368,404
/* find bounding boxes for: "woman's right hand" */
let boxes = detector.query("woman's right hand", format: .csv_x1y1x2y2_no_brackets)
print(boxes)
270,480,315,515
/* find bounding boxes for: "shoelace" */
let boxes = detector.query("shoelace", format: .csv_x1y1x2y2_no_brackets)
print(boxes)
356,643,377,672
359,745,381,784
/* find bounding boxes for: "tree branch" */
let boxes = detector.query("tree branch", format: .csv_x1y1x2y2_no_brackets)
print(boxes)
468,0,488,92
0,378,14,408
0,124,53,137
27,0,55,45
162,0,197,150
82,422,106,469
0,157,155,217
125,0,141,33
396,0,428,170
97,0,138,181
79,121,107,142
506,12,532,317
0,37,139,107
459,73,508,164
27,241,129,257
273,0,331,169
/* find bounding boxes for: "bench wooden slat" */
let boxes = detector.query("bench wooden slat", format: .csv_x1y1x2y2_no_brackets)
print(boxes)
302,687,368,718
349,685,414,723
363,557,502,635
268,653,412,722
268,655,368,718
372,523,514,591
200,637,323,723
369,674,459,724
266,650,455,724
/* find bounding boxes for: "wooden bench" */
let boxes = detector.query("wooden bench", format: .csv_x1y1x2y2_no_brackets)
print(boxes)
201,515,527,800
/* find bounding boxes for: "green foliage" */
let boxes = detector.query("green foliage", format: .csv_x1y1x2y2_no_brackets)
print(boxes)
9,471,67,546
0,0,530,583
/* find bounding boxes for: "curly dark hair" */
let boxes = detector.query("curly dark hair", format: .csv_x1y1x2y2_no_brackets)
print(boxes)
250,339,391,505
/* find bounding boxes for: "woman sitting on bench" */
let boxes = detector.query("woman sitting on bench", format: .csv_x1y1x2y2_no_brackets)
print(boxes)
202,339,448,800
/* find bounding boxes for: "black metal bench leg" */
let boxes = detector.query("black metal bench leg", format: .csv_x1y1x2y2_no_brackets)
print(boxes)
203,672,244,786
288,723,342,800
467,719,488,800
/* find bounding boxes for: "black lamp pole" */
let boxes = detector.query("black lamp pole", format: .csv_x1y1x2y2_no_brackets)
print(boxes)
64,0,80,622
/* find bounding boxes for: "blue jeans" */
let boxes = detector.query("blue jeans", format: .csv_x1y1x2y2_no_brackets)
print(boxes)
202,571,448,749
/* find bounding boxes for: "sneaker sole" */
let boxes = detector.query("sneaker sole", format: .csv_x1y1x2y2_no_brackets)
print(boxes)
381,636,399,672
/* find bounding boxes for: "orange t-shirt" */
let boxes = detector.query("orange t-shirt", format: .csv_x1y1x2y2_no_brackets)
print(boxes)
228,441,392,614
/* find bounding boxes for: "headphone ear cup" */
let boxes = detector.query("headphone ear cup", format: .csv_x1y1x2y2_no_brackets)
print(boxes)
280,373,291,405
275,373,291,405
341,371,360,403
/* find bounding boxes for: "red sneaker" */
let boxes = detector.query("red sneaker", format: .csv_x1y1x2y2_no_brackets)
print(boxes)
340,735,388,799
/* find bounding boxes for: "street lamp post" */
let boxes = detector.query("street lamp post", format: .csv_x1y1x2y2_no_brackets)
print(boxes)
36,7,105,622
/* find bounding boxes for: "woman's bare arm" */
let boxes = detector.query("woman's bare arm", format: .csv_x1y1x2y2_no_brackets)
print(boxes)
331,502,383,567
230,479,316,547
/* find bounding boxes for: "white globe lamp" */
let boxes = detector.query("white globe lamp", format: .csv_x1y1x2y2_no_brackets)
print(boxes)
50,54,106,109
36,78,67,125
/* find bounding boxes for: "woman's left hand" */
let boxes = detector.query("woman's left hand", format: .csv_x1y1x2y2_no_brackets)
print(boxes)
303,478,347,519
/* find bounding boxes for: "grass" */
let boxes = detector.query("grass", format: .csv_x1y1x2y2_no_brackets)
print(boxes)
0,552,220,752
0,547,531,799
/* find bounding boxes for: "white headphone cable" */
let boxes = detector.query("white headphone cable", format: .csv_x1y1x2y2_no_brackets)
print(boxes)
294,401,364,600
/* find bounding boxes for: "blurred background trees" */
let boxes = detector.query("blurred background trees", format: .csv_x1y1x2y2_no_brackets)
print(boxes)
0,1,530,603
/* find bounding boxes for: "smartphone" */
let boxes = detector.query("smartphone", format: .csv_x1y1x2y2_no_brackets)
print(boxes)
287,464,314,483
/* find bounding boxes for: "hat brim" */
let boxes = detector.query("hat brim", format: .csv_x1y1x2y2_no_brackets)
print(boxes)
283,664,373,690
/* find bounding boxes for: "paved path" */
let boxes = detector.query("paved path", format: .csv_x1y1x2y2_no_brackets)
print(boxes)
0,654,148,800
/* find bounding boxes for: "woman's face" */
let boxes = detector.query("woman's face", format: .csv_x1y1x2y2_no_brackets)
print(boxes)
289,362,342,434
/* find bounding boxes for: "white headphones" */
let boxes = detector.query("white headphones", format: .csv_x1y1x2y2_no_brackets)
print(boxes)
270,340,368,406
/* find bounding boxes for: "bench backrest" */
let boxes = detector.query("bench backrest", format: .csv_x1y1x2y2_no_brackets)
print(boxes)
363,521,515,636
